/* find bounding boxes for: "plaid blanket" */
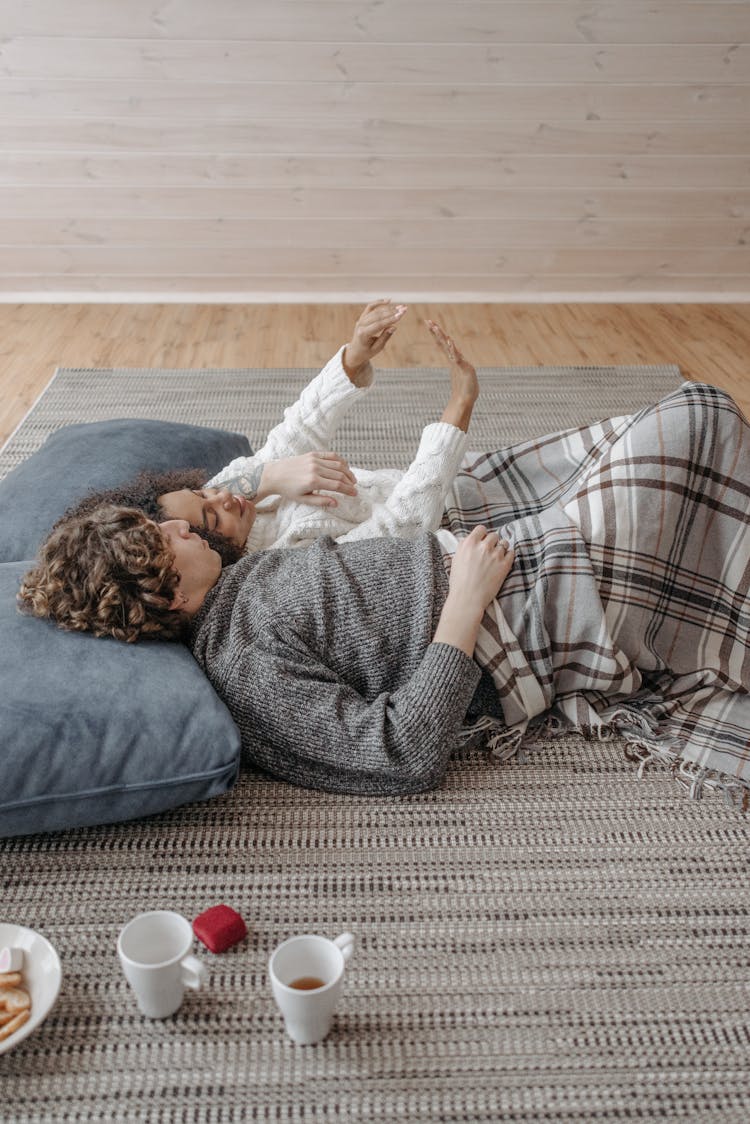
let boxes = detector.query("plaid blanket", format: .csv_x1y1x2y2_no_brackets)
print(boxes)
443,382,750,812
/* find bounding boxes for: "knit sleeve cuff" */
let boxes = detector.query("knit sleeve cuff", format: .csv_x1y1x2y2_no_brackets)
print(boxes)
416,421,469,459
326,344,375,392
422,641,482,703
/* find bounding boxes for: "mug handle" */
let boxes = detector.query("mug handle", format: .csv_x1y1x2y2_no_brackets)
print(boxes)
334,932,355,962
180,955,207,991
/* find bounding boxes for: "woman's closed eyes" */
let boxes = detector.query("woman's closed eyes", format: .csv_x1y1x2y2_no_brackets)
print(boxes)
192,490,220,532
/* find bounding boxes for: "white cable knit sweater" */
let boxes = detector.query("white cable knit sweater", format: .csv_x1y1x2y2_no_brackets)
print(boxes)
207,345,468,552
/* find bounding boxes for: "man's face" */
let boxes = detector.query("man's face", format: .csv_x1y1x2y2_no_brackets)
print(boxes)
158,486,256,548
159,519,223,613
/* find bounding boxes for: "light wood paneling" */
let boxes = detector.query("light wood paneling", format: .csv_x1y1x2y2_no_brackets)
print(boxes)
1,121,746,157
4,3,750,44
0,2,749,298
4,39,750,83
1,187,747,221
0,247,747,278
3,155,750,190
0,218,746,250
2,303,749,449
4,80,749,121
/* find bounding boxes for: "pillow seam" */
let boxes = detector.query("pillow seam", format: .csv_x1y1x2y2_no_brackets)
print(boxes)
0,760,239,812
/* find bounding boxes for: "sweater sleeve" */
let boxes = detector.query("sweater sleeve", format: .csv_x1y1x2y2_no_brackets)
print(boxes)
335,421,468,542
225,639,482,795
207,345,373,493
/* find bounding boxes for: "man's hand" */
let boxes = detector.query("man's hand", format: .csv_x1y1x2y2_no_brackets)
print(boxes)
449,526,514,615
432,526,514,657
342,299,408,384
258,452,358,507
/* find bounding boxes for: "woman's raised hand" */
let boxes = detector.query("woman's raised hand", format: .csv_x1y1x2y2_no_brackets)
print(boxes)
258,452,358,507
425,319,479,407
342,299,408,384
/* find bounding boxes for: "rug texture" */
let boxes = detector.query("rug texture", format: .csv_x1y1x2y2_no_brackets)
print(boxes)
2,363,749,1123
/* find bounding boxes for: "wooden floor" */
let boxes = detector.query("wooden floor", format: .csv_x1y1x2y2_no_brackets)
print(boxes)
1,303,749,446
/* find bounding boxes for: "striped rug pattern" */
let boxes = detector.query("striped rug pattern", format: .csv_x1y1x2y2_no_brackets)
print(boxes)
4,363,747,1122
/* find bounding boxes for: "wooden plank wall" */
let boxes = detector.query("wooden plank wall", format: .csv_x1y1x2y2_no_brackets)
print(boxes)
0,1,749,300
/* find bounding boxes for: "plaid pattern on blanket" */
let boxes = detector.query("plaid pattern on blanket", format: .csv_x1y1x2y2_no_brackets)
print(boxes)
443,382,750,811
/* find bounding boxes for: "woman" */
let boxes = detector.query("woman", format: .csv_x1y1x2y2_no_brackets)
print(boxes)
61,302,480,559
19,380,750,809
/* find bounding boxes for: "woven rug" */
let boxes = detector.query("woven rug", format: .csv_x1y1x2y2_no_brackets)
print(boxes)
3,363,749,1123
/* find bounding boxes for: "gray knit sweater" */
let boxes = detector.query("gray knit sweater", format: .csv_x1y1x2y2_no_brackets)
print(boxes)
189,533,500,795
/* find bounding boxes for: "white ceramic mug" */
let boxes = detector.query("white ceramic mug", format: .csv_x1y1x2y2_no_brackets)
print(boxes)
117,910,207,1019
269,932,355,1045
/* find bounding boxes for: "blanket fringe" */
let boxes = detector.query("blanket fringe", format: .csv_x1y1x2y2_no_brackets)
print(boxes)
485,725,525,763
461,703,750,814
457,715,503,745
587,705,750,813
458,711,567,764
674,760,750,813
457,715,526,762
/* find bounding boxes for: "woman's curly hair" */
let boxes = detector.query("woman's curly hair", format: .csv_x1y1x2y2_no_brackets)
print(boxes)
62,467,206,522
56,468,243,567
18,504,189,643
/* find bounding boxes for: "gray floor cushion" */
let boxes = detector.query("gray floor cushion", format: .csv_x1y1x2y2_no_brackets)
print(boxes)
0,417,249,835
0,559,241,836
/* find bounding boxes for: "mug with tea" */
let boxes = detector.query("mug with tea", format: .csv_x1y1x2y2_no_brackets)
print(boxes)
117,910,207,1019
268,931,355,1045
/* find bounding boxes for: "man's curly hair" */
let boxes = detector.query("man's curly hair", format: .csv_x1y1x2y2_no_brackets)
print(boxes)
18,504,189,643
57,468,243,567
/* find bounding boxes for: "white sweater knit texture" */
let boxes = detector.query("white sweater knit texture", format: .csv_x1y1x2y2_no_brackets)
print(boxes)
207,345,468,551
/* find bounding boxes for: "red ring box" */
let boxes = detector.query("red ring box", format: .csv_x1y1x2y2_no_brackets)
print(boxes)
193,904,247,953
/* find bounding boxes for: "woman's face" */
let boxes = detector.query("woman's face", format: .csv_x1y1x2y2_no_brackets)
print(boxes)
158,486,256,548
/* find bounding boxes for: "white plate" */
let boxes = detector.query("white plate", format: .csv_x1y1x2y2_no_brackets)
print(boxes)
0,923,62,1054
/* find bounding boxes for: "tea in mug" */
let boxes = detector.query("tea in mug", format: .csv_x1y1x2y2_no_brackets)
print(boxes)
289,976,325,990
